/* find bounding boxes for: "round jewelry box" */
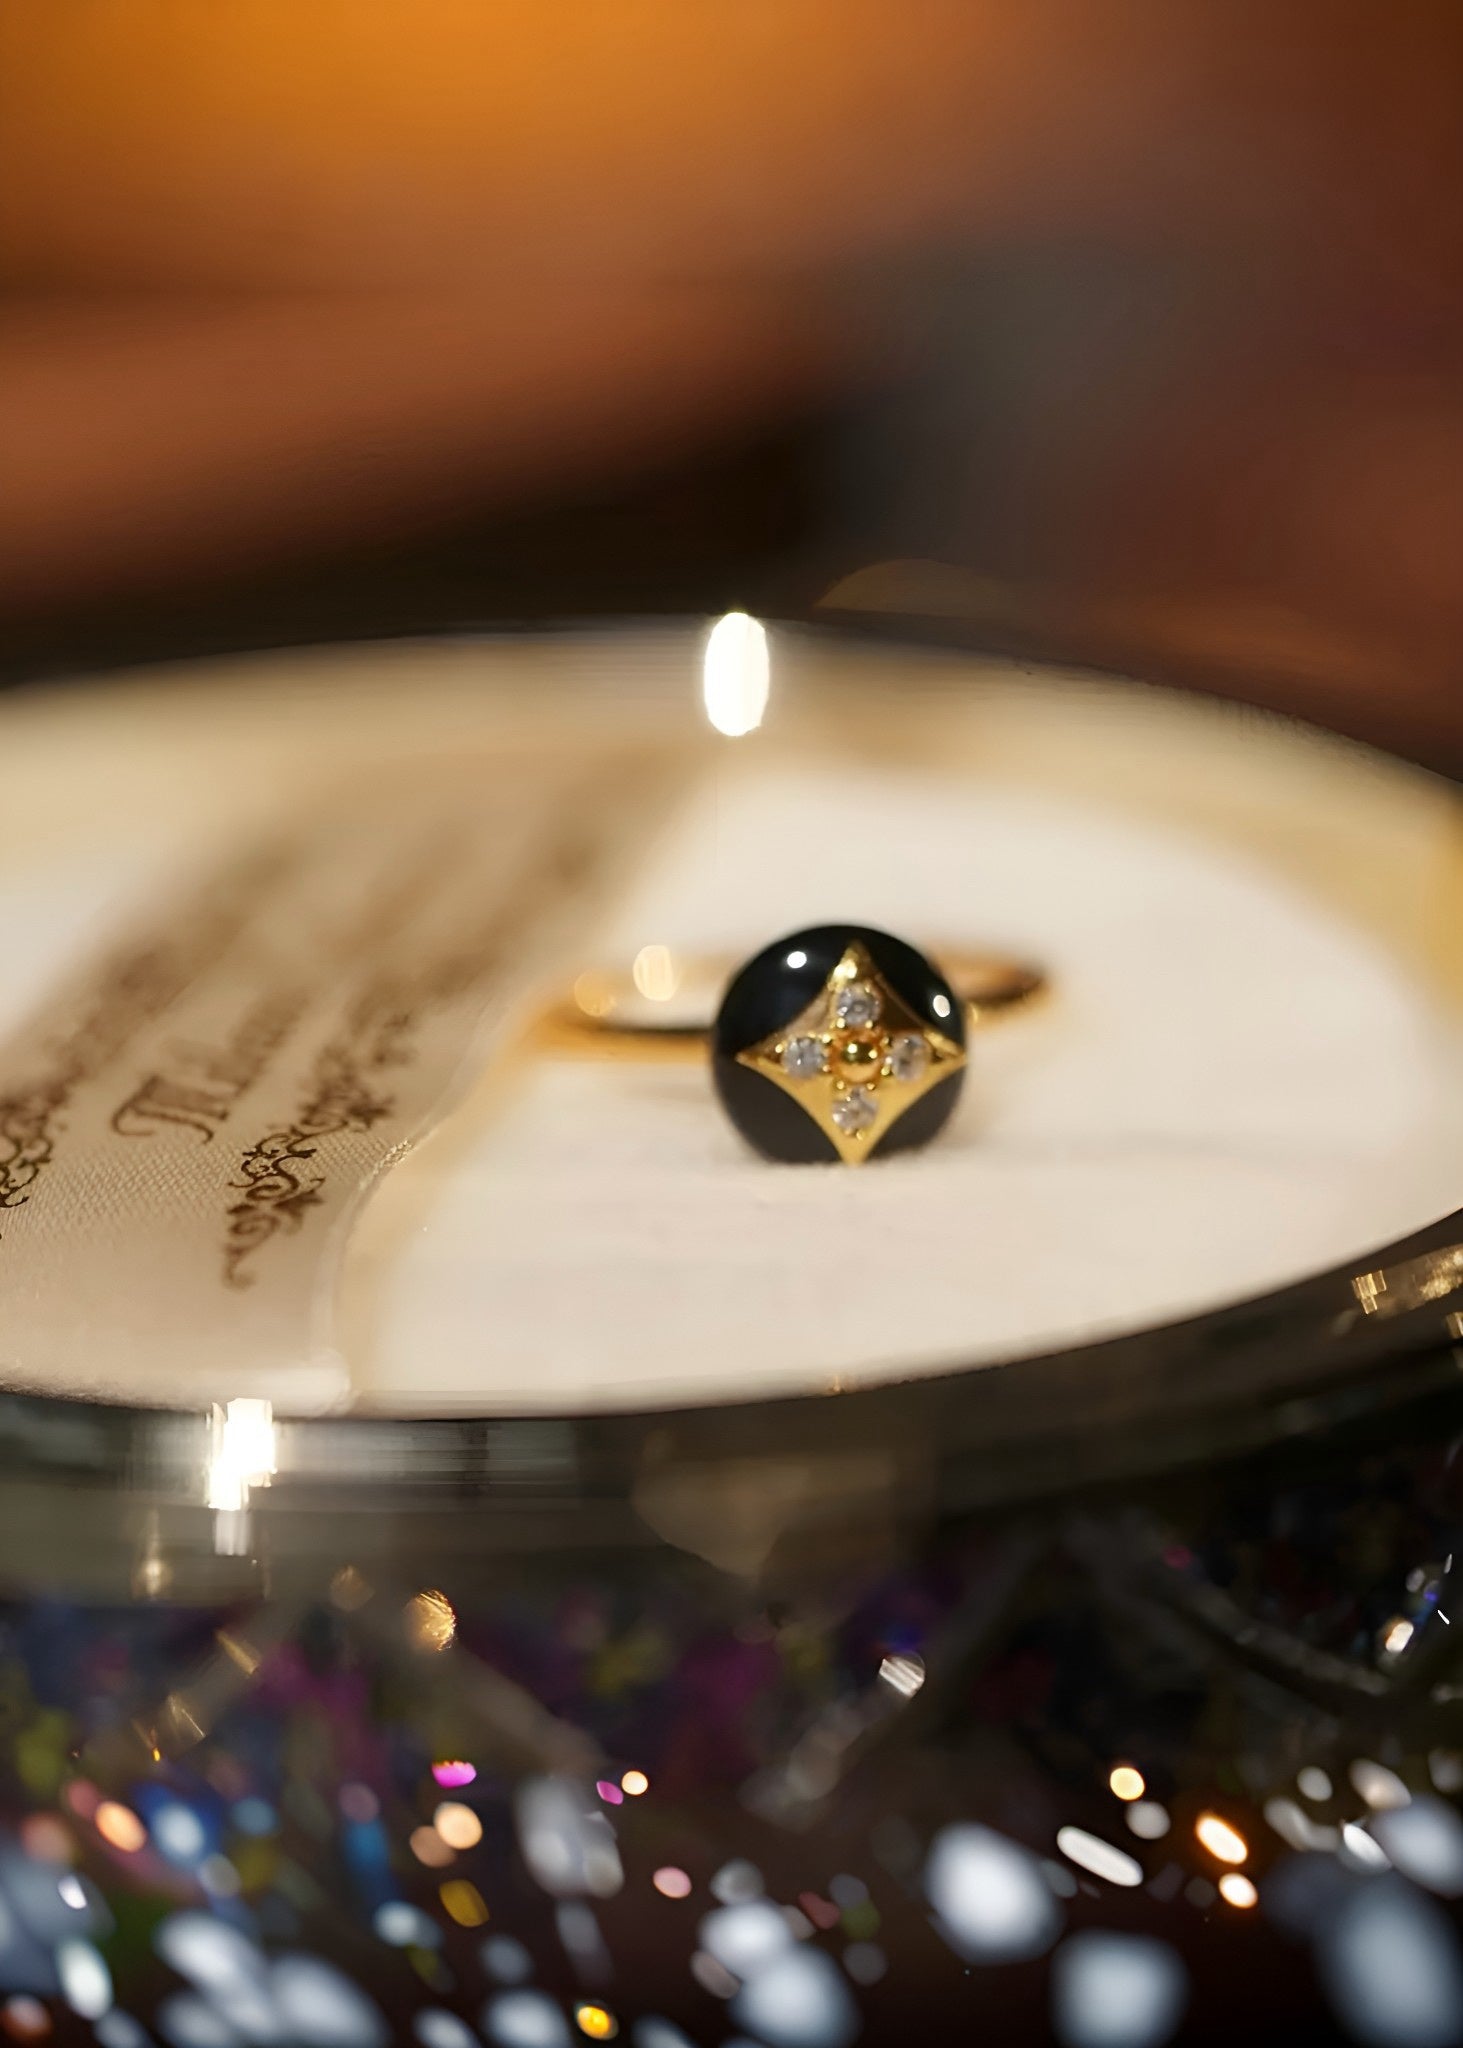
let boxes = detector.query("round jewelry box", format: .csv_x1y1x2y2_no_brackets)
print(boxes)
0,628,1459,2048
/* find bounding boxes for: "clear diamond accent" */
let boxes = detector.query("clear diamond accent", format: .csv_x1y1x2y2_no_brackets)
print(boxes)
781,1035,827,1080
833,981,881,1029
888,1033,930,1082
830,1087,879,1135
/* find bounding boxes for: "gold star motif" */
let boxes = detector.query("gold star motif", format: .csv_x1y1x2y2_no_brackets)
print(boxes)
735,941,965,1163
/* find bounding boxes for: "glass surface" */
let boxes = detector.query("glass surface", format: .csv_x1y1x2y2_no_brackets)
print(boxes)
1,1356,1461,2046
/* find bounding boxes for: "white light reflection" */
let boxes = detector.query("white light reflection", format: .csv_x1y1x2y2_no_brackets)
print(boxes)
631,946,679,1003
481,1936,535,1986
157,1991,237,2048
271,1954,389,2047
57,1940,112,2020
1341,1823,1392,1873
878,1653,925,1698
731,1946,859,2048
1371,1800,1463,1897
208,1971,277,2042
153,1803,208,1865
698,1902,792,1979
1298,1766,1334,1803
482,1989,572,2048
415,2014,478,2048
0,1849,108,1944
96,2015,150,2048
1126,1804,1171,1843
709,1860,764,1905
205,1397,277,1513
702,613,770,738
515,1779,623,1900
1318,1876,1463,2047
1351,1760,1413,1812
1056,1827,1143,1889
374,1902,442,1948
1265,1797,1340,1853
555,1901,610,1977
1051,1932,1187,2048
154,1913,267,1996
925,1823,1063,1962
632,2024,697,2048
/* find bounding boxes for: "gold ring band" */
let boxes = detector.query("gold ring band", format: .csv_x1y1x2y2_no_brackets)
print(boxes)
531,949,1048,1063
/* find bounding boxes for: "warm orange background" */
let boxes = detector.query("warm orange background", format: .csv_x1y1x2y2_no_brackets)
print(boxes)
1,2,1459,752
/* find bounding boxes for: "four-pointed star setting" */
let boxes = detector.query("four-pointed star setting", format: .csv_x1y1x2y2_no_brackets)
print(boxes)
734,940,965,1164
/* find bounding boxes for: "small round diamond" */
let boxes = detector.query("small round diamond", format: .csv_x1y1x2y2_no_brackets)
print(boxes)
829,1087,879,1135
781,1035,827,1080
833,981,881,1029
888,1033,930,1083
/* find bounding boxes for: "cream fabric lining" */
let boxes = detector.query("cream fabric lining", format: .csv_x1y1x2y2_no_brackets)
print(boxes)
344,753,1463,1412
0,632,1457,1415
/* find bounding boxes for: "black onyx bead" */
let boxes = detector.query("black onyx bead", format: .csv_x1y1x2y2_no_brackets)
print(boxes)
711,925,967,1164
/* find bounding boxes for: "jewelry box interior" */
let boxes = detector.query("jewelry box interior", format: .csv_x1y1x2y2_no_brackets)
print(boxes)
1,623,1457,1425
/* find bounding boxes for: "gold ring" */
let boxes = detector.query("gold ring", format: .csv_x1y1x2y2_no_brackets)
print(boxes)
531,924,1047,1166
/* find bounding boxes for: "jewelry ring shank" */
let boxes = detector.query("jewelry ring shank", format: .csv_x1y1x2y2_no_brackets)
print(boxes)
530,951,1047,1061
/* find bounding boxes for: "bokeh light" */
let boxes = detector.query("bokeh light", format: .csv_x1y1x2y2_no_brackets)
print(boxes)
1317,1877,1463,2046
1371,1797,1463,1896
730,1946,857,2048
434,1802,483,1850
57,1940,113,2021
925,1823,1064,1959
1,1997,51,2041
1056,1827,1143,1888
441,1880,490,1928
94,1803,147,1854
702,612,770,738
1051,1931,1187,2048
1125,1803,1170,1842
405,1589,457,1652
1194,1814,1248,1864
483,1988,572,2048
1350,1759,1411,1812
